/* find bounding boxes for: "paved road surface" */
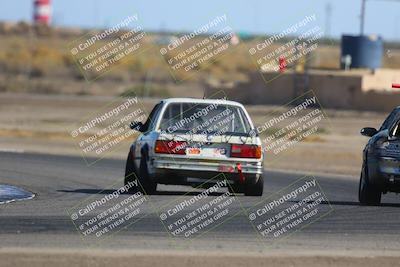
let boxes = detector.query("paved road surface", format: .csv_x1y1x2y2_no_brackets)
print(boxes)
0,151,399,253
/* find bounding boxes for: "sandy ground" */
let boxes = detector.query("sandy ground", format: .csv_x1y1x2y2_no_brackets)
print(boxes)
0,93,386,177
1,248,400,267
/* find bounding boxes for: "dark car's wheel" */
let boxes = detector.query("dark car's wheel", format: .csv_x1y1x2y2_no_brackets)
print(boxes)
228,183,245,194
244,175,263,196
359,162,381,205
124,151,138,193
137,151,157,195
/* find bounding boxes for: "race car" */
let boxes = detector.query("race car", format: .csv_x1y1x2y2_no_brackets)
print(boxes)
359,105,400,205
124,98,264,196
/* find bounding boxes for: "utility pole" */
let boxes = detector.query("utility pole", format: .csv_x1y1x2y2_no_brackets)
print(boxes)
325,3,332,37
360,0,367,35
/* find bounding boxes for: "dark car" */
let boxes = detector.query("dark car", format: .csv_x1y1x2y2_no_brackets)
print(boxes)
359,106,400,205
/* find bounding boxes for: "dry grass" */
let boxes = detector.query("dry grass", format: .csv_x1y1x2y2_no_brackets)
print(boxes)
0,31,398,96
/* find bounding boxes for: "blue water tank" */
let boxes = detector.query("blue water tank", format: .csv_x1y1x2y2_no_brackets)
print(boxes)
340,35,383,70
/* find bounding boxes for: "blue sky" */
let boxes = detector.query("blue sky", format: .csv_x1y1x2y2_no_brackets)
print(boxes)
1,0,400,40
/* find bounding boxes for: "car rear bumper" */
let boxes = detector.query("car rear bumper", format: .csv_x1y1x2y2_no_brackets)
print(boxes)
152,156,263,175
369,156,400,192
378,157,400,175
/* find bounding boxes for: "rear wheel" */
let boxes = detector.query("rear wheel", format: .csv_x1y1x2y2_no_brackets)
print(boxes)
124,151,138,193
244,175,263,196
228,183,244,194
138,152,157,195
359,163,381,205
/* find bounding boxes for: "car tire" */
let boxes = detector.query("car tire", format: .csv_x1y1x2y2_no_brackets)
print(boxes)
124,151,138,193
138,151,157,195
244,175,263,196
359,162,381,205
228,183,245,194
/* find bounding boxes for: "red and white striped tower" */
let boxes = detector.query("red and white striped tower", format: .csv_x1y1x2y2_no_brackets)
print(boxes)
33,0,51,25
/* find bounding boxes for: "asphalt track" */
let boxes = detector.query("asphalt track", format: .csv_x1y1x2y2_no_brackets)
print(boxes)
0,151,400,253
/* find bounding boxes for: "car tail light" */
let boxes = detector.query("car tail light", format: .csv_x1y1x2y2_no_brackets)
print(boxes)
231,144,261,159
155,140,186,155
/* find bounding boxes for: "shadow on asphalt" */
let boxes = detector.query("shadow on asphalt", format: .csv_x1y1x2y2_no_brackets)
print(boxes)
58,190,400,206
58,189,226,196
287,200,400,208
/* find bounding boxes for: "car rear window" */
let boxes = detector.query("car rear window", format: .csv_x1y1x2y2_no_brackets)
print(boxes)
159,102,252,136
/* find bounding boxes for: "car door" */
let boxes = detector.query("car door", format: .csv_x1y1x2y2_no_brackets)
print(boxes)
135,103,163,167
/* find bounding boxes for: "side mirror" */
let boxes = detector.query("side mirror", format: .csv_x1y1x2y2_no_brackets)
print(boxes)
360,127,378,137
130,121,144,132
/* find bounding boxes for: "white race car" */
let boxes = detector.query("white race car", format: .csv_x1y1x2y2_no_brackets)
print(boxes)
124,98,264,196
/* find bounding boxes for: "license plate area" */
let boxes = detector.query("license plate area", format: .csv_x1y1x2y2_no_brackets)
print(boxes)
186,147,227,158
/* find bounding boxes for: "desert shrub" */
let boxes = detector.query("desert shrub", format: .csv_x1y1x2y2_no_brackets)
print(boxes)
120,84,171,98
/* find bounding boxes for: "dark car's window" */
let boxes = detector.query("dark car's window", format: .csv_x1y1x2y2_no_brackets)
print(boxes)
379,108,400,131
392,123,400,137
387,116,400,137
